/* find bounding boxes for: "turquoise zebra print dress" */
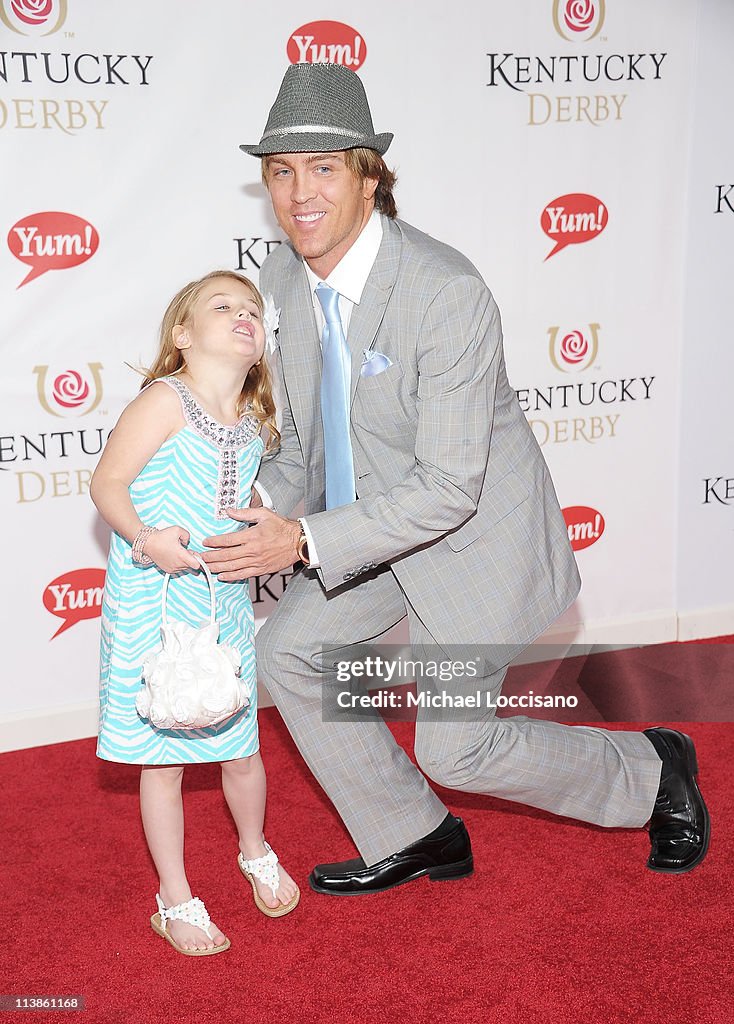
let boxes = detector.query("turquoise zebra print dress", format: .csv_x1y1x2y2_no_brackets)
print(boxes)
97,377,264,765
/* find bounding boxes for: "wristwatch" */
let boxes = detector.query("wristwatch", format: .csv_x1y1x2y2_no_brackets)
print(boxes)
297,522,310,566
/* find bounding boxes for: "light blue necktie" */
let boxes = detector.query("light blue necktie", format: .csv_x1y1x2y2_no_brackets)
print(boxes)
315,283,356,509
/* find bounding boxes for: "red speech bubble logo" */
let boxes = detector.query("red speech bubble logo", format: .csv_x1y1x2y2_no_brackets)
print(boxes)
541,194,607,260
8,211,99,287
562,506,605,552
287,21,366,69
43,568,106,639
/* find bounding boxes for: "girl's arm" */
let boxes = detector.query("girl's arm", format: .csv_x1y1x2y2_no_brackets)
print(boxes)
90,382,200,573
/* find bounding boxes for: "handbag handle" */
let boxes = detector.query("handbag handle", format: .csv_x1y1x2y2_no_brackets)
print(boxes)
160,554,216,626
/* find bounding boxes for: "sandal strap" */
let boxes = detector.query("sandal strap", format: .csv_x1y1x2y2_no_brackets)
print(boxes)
238,840,280,899
155,894,214,940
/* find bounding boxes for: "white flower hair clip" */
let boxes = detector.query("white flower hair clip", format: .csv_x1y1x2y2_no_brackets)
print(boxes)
262,294,280,354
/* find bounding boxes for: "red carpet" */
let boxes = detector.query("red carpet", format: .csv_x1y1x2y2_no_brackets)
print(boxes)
2,710,731,1023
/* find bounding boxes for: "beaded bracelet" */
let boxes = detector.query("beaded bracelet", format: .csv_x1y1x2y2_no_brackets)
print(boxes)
131,525,158,566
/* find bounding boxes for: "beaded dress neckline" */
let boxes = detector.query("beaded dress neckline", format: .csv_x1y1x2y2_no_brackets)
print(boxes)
159,376,262,519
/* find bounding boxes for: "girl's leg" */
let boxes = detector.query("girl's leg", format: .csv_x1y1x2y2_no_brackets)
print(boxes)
221,753,298,909
140,765,227,950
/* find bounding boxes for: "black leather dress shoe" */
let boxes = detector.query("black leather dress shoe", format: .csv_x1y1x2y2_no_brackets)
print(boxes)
309,814,473,895
644,728,710,874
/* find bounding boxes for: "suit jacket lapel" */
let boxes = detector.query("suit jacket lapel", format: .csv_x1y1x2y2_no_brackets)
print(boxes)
277,257,322,448
345,215,402,404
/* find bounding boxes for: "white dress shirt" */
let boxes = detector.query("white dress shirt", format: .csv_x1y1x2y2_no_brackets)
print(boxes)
255,210,383,568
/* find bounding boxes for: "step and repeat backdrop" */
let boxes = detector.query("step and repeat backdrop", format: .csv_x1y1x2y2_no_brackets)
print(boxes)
1,0,730,744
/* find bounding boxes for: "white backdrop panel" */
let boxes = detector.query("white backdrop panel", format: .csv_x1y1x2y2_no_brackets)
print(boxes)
0,0,722,743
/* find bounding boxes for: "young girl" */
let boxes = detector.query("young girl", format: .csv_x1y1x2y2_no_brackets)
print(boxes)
91,270,299,957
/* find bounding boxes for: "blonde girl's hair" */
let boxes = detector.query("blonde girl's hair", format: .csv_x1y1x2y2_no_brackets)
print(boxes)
140,270,280,451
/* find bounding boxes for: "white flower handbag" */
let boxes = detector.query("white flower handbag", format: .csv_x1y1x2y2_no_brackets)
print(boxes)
135,555,251,731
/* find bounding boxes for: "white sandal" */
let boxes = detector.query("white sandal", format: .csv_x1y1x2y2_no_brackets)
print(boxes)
150,894,231,956
238,841,300,918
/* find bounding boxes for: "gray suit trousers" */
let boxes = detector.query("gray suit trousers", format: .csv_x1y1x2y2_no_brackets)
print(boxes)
256,566,663,866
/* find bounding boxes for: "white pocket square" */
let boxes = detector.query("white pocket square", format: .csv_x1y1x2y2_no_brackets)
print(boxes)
361,349,393,377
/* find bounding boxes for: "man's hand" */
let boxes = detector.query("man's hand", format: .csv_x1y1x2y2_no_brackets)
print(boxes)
249,485,263,508
201,507,301,581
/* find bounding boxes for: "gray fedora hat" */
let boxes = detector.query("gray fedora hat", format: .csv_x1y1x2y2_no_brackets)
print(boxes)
240,62,393,157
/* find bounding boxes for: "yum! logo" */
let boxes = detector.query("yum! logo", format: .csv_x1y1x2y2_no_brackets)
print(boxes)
548,324,600,373
552,0,605,42
43,568,105,639
287,21,366,69
563,506,605,551
8,211,99,288
0,0,68,35
542,194,608,260
33,362,104,417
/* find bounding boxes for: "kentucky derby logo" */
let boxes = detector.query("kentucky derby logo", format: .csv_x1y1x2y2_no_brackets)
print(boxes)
552,0,605,42
0,0,68,35
548,325,600,372
33,363,104,417
287,21,366,69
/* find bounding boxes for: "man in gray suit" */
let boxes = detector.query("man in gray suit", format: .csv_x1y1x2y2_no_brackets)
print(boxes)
203,62,708,892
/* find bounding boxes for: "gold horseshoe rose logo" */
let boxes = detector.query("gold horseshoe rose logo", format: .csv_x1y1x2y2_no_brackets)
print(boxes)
552,0,605,42
548,325,599,372
0,0,68,36
33,362,103,417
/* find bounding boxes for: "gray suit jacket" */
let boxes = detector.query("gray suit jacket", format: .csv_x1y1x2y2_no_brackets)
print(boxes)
257,214,580,655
